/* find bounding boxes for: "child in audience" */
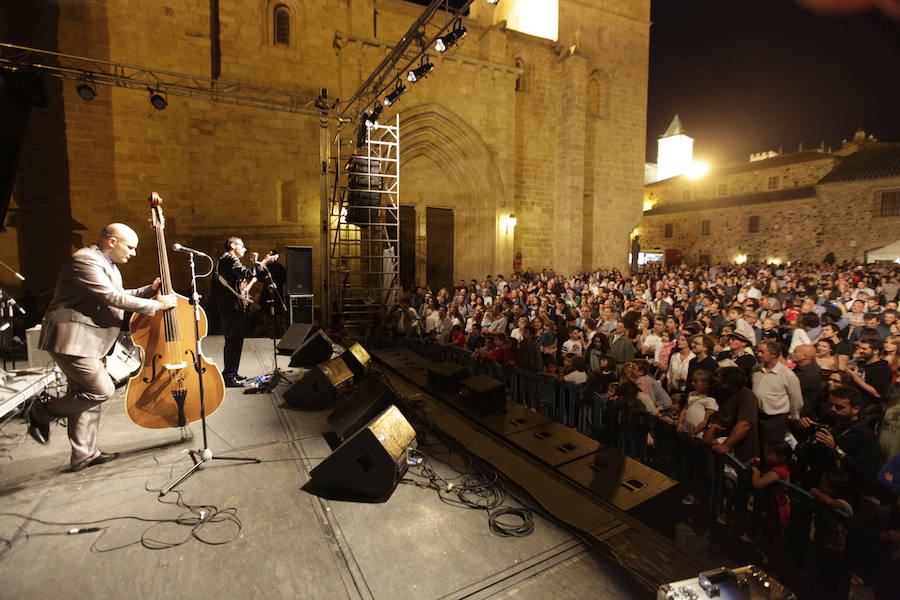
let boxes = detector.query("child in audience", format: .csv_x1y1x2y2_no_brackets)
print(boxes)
677,370,718,437
750,441,793,549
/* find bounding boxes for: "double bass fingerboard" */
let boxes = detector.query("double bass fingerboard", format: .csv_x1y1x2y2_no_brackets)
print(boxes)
150,195,180,343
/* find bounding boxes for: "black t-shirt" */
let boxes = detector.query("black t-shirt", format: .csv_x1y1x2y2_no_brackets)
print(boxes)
714,386,760,463
860,359,892,406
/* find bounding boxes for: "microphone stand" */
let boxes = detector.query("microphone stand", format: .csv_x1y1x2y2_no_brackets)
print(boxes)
253,262,292,394
160,251,260,496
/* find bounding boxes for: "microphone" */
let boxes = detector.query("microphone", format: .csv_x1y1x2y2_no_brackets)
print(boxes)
171,243,209,257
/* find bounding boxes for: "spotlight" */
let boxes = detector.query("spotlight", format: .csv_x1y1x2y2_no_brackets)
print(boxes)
76,83,96,101
365,105,383,127
486,0,500,4
149,90,168,110
435,25,466,53
407,62,434,83
383,84,406,106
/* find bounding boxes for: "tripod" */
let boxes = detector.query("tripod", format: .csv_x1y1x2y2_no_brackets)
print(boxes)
251,263,292,394
160,252,260,496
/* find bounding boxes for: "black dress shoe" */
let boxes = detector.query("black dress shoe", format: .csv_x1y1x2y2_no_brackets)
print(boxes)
74,452,119,472
26,408,50,445
224,377,245,388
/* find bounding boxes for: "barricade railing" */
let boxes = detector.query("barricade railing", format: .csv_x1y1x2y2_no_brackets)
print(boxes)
385,337,858,598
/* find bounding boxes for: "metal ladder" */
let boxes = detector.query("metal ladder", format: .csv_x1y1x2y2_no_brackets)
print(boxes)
327,115,400,339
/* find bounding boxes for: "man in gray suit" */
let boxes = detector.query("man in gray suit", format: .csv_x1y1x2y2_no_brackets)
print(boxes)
28,223,176,471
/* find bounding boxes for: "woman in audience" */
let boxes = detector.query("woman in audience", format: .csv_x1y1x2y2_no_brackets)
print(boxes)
667,332,695,394
815,338,839,373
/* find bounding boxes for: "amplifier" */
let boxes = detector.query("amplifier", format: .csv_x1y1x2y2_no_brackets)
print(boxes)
290,294,314,325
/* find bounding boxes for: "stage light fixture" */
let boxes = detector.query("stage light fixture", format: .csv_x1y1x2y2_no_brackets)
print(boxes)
383,84,406,106
149,90,168,110
435,25,466,53
407,62,434,83
76,83,96,101
365,104,383,126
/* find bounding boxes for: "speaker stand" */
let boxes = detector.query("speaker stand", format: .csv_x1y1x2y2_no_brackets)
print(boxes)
255,269,292,393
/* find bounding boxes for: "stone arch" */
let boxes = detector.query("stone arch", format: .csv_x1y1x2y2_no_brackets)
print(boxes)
514,57,525,92
396,103,507,281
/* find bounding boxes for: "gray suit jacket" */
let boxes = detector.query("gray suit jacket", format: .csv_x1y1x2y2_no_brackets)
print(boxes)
39,245,159,358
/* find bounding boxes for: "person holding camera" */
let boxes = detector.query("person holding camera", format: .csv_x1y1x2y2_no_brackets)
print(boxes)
798,386,881,494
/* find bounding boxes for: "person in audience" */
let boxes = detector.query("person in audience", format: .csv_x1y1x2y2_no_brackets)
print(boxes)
848,338,892,412
705,366,759,463
677,370,718,438
815,338,840,372
750,441,793,549
753,340,803,444
518,325,544,372
667,332,695,394
631,358,672,412
685,334,718,394
562,326,585,356
716,331,756,382
790,344,824,419
465,323,485,351
608,320,636,367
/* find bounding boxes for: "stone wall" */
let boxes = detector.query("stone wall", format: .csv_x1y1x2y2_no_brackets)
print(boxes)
4,0,649,299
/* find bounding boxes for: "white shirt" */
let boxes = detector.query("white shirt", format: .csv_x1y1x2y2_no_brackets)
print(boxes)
752,361,803,418
668,351,695,391
562,340,583,355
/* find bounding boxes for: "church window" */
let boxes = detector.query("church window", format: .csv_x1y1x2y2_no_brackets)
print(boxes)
515,58,525,92
587,70,609,119
767,176,779,190
274,5,291,46
664,223,673,238
748,215,760,233
700,220,710,236
879,190,900,217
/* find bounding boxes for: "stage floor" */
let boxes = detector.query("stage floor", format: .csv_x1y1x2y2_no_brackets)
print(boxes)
0,337,643,600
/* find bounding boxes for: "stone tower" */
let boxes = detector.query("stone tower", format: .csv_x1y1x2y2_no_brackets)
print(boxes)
656,114,694,181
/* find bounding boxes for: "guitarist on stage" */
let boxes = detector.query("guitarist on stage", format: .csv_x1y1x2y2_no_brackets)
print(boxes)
214,236,275,387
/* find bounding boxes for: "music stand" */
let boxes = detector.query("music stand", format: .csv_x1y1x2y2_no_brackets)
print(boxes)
160,251,260,496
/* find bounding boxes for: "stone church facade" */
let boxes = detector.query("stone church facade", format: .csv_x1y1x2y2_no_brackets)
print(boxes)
2,0,649,300
639,129,900,265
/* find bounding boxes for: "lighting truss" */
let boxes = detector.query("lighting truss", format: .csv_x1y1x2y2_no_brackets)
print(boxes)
0,43,329,119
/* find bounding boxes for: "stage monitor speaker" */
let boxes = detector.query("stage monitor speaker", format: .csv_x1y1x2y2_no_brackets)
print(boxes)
304,405,416,502
282,356,354,409
506,422,602,468
559,448,679,530
286,246,313,295
473,401,553,437
449,374,505,415
426,361,468,395
289,330,334,367
340,343,371,380
327,375,399,440
290,295,314,325
276,323,316,355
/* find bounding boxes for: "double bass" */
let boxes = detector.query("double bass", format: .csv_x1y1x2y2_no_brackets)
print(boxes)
125,193,225,428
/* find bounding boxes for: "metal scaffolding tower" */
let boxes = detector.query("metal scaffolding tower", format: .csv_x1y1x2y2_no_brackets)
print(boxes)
325,117,400,337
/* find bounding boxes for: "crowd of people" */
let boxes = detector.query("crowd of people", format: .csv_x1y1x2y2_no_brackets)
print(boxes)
377,261,900,598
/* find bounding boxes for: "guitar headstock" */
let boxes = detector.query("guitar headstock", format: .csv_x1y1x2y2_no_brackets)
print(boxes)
149,192,165,229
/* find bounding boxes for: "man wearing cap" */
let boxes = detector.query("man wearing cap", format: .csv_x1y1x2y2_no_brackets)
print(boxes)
716,331,756,382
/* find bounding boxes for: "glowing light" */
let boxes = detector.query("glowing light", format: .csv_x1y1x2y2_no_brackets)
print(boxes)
685,161,709,179
499,214,517,236
735,255,747,264
768,258,783,266
643,199,654,211
493,0,558,42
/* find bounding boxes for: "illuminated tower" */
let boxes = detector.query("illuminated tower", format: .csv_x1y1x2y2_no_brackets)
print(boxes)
656,114,694,181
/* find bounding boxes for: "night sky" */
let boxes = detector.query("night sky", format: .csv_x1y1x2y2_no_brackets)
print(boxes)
646,0,900,164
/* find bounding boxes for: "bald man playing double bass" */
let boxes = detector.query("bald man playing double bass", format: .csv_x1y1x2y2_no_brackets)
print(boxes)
28,223,177,471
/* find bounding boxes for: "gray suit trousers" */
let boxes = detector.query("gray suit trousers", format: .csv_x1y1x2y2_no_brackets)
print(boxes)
32,352,115,470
